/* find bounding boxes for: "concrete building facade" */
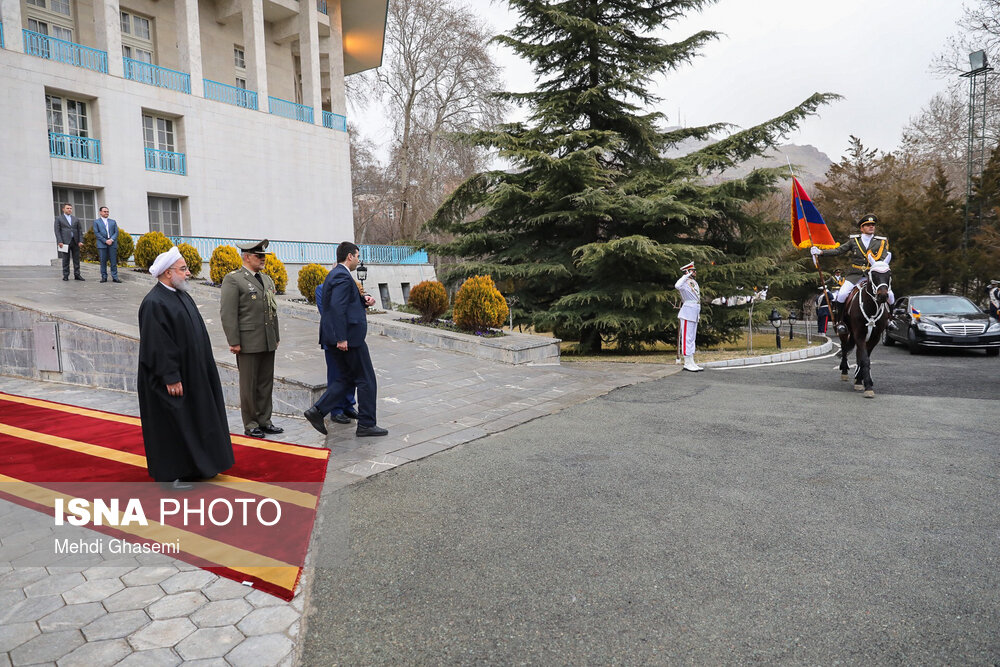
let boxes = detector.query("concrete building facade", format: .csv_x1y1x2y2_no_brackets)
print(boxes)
0,0,387,267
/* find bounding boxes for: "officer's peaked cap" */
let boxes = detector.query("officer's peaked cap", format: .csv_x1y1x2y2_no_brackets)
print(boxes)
237,239,271,254
857,214,878,227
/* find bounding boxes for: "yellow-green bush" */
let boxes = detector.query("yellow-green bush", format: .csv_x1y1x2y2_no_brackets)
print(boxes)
409,280,449,322
210,245,242,284
81,228,99,262
117,229,134,265
134,231,173,270
453,275,508,332
176,242,202,278
262,255,288,294
297,263,329,303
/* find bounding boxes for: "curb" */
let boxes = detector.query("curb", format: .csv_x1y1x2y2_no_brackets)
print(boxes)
701,336,834,368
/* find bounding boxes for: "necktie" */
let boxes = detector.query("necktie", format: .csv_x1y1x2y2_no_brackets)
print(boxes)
255,273,264,288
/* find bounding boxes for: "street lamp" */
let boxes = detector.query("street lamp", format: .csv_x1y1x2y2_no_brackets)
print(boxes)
769,307,782,350
788,309,798,340
356,260,368,289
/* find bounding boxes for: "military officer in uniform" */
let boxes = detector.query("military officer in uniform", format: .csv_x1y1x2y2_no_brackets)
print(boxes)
811,214,894,334
220,239,283,438
675,261,703,372
987,280,1000,321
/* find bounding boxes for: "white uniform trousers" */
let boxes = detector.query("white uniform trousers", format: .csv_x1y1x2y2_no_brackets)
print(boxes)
679,317,698,356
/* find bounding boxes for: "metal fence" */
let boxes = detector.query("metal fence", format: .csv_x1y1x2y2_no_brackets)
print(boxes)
49,132,101,164
23,30,108,73
163,236,429,266
204,79,258,110
124,57,191,94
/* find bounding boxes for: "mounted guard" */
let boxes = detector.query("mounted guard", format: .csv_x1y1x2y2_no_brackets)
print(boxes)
810,214,896,335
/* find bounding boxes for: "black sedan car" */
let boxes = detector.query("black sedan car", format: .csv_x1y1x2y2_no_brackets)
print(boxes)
885,294,1000,356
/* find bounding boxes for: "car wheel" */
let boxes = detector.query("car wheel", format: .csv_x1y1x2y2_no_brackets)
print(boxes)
883,328,895,346
907,326,921,355
986,348,999,357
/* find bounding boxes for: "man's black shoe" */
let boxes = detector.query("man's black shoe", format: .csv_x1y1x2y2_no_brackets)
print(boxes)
244,427,265,438
62,276,69,281
331,413,351,424
161,479,194,491
260,424,284,434
304,406,328,435
74,276,85,281
113,278,122,283
100,278,108,283
342,407,360,420
356,425,388,437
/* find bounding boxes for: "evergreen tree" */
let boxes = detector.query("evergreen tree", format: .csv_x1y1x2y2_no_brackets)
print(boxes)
426,0,836,352
970,143,1000,290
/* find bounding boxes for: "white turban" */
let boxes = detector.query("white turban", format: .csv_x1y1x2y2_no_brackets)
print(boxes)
150,246,182,278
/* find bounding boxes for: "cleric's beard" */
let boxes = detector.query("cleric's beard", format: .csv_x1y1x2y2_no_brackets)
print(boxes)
171,275,190,292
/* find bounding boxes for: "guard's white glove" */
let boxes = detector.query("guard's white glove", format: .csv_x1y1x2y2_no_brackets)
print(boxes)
883,251,892,265
810,247,822,256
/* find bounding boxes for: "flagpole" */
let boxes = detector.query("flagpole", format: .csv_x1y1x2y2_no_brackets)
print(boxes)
788,159,837,321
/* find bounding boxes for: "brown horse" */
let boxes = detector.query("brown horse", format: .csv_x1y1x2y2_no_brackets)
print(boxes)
837,262,892,398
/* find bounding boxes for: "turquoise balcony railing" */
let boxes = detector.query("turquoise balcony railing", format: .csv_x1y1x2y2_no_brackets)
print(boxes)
1,22,5,49
204,79,258,110
317,0,328,14
322,110,346,131
124,57,191,94
269,96,313,124
144,148,186,175
163,236,430,266
49,132,101,164
23,30,108,73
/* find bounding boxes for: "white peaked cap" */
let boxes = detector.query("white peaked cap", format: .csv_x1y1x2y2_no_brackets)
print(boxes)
150,246,182,277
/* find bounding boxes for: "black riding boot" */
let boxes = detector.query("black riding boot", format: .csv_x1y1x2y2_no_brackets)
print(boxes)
833,302,848,335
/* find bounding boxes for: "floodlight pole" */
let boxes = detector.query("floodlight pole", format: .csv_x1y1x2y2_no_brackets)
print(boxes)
961,51,993,259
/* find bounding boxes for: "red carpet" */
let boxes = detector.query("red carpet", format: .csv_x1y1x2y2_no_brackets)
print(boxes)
0,391,329,600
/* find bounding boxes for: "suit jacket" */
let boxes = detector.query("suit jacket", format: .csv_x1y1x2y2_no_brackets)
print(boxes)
219,266,280,353
93,217,119,247
319,264,367,348
54,214,83,246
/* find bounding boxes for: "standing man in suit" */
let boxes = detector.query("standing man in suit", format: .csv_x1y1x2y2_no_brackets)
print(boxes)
220,239,283,438
94,206,122,283
54,203,85,281
304,241,388,437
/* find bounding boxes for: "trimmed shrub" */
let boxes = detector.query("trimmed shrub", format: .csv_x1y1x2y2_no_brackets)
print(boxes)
262,255,288,294
209,245,241,284
117,229,134,265
452,275,508,332
81,228,99,262
134,231,173,270
298,263,329,303
176,242,202,278
408,280,449,322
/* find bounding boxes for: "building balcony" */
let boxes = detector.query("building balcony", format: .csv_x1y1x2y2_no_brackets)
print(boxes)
124,57,191,94
204,79,259,110
322,110,346,131
23,29,108,74
1,22,5,49
49,132,102,164
269,96,313,124
144,148,187,175
317,0,328,15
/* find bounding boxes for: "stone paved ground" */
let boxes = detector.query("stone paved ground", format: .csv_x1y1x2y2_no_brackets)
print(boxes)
0,263,680,665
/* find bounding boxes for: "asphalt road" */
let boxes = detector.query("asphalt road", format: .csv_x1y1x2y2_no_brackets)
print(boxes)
301,345,1000,665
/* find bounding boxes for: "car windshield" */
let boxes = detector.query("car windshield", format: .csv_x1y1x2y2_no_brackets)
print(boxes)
910,296,981,315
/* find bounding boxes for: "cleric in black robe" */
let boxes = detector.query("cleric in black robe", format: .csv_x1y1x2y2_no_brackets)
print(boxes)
137,247,234,483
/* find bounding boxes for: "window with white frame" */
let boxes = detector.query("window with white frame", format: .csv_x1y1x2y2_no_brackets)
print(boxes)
148,196,182,236
52,187,96,222
120,10,154,62
234,45,247,89
142,114,175,153
46,94,89,137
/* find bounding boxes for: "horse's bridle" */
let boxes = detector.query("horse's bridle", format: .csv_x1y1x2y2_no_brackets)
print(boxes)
858,268,891,342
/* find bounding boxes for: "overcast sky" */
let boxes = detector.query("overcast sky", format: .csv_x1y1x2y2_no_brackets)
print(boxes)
355,0,970,162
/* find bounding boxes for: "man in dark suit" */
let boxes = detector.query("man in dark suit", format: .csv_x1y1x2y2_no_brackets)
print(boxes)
304,241,387,437
54,202,85,281
93,206,122,283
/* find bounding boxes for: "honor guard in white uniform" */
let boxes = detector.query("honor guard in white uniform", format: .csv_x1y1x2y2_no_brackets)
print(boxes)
675,261,703,372
988,280,1000,320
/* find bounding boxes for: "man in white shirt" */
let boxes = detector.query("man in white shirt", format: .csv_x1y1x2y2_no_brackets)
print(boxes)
93,206,122,283
675,261,703,372
53,203,85,281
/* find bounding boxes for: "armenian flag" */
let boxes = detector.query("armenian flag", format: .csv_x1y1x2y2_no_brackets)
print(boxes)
791,177,839,249
911,305,921,321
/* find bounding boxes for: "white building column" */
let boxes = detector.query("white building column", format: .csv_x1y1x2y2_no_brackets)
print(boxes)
93,0,123,77
174,0,203,94
299,0,322,123
242,0,268,105
327,0,346,115
0,0,25,53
